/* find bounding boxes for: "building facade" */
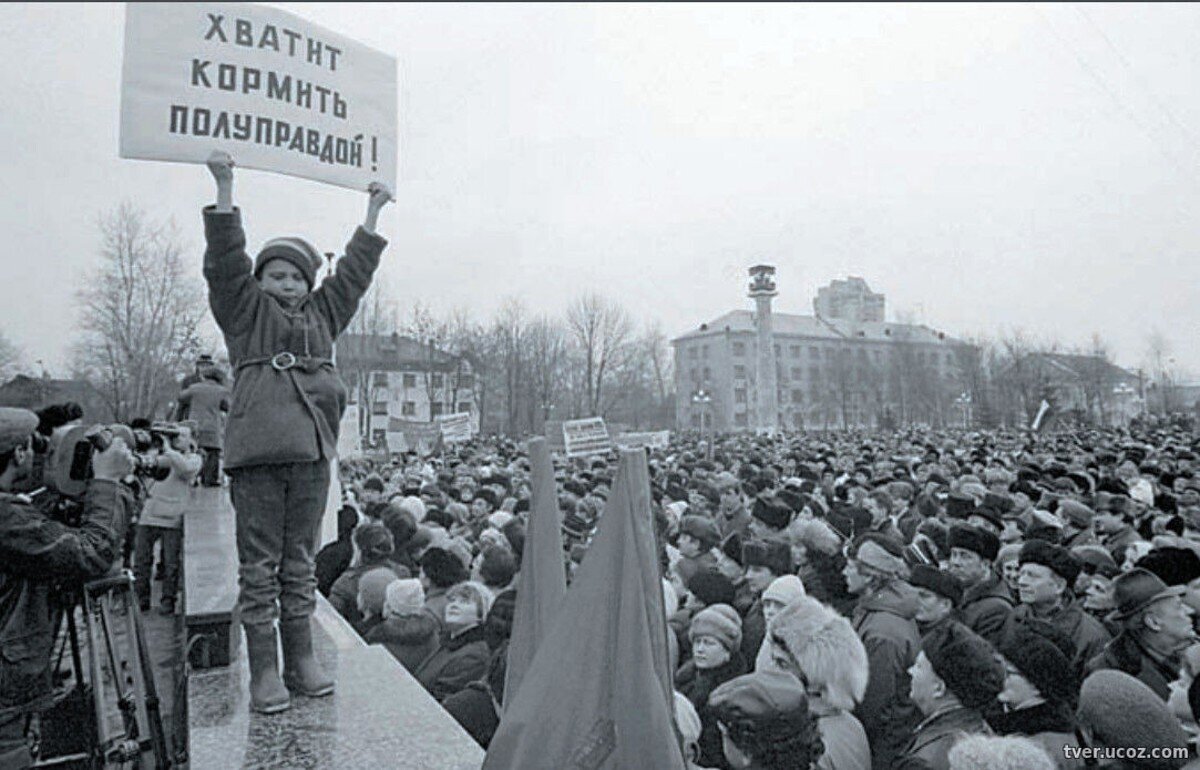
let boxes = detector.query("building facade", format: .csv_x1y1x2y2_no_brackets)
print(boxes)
337,333,478,447
672,272,969,432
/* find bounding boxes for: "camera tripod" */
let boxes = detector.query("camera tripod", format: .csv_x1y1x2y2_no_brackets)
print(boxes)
34,571,172,770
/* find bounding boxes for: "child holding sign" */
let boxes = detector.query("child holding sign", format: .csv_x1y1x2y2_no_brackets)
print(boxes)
203,150,391,713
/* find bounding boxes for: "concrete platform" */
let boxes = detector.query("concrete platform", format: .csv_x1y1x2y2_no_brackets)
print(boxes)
184,486,484,769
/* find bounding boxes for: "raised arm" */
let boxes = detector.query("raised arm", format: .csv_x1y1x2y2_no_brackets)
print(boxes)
202,150,260,338
312,183,392,336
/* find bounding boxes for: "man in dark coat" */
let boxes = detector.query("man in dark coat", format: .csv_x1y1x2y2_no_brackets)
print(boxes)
0,409,136,769
176,368,231,486
946,523,1013,646
1085,569,1195,701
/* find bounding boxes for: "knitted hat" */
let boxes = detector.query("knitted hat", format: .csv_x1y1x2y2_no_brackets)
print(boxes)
947,735,1056,770
909,565,963,605
689,603,743,652
357,567,399,618
254,237,323,289
947,523,1000,561
998,621,1076,706
762,575,806,606
686,569,738,607
383,578,425,619
923,622,1005,709
420,546,469,588
1018,539,1080,584
1078,671,1189,769
741,540,792,575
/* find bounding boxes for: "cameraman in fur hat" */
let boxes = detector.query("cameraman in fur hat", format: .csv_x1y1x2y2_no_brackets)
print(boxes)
0,408,136,769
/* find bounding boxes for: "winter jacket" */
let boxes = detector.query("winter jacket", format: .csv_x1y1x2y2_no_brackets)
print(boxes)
414,624,490,703
814,704,872,770
442,681,501,749
740,597,767,663
139,450,202,529
988,700,1085,769
1,482,134,719
365,609,441,674
1005,596,1112,675
1085,630,1179,701
177,380,230,449
851,580,923,770
676,653,749,770
894,705,991,770
315,538,353,597
202,207,386,469
959,573,1014,647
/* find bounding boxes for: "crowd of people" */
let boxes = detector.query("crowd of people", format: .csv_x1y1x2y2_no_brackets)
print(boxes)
321,424,1200,770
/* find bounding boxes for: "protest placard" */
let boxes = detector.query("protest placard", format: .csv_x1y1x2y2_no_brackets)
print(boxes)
614,430,670,451
562,417,614,458
388,415,441,456
438,412,475,444
120,2,397,191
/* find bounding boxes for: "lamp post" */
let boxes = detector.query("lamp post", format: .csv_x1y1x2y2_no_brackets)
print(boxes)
692,388,713,459
953,392,972,429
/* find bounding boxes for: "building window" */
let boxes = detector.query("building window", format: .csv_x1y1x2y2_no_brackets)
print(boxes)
732,342,746,357
402,373,416,388
857,349,867,361
792,389,803,404
456,373,475,388
371,429,386,445
735,388,747,404
791,367,802,380
371,401,388,416
431,373,444,388
401,401,416,416
790,345,801,359
703,367,711,382
734,365,746,379
371,372,389,388
691,413,701,428
810,365,820,380
690,367,699,382
774,344,781,356
825,348,834,360
734,412,748,427
689,347,699,360
810,347,819,359
430,402,444,417
701,345,709,359
458,403,472,413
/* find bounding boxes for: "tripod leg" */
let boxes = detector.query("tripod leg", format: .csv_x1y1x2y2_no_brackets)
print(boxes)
128,588,170,769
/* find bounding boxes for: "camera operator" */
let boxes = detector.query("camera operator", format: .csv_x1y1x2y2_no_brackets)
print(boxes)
133,426,201,615
0,408,136,770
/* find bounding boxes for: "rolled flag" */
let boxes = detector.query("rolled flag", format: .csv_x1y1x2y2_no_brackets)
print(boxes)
484,450,685,770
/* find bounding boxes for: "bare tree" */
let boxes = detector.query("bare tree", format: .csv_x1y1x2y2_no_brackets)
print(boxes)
525,315,568,432
72,203,207,422
1145,329,1179,414
565,293,634,417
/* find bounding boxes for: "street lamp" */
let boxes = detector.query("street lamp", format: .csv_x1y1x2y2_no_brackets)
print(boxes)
692,388,713,458
953,392,972,429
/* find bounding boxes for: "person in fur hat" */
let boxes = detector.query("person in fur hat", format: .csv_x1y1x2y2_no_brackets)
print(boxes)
842,533,922,769
202,151,392,714
754,575,808,671
764,596,871,770
1004,539,1111,674
738,539,794,661
675,514,723,589
946,735,1057,770
352,566,398,638
328,522,410,629
365,578,441,674
1077,670,1190,770
947,523,1014,646
414,581,492,703
895,622,1004,770
993,619,1085,768
420,546,470,626
677,603,750,769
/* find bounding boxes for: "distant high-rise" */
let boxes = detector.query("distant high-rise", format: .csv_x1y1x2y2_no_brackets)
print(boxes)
813,277,885,323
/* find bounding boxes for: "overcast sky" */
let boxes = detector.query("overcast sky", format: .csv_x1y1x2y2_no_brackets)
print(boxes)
3,3,1199,377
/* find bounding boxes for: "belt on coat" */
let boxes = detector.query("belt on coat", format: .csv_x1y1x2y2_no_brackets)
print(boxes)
234,353,338,457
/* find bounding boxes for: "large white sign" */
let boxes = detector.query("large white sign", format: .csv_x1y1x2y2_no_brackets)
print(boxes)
437,412,475,444
614,430,670,451
120,3,397,191
562,417,614,458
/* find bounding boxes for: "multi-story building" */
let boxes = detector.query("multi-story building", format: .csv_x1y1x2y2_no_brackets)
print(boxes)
337,333,478,447
672,270,968,432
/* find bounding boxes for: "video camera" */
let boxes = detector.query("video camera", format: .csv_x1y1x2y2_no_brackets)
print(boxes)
50,422,187,499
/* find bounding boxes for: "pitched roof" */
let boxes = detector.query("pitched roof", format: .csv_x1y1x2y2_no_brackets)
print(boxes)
672,310,957,345
1033,353,1138,384
338,333,461,371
